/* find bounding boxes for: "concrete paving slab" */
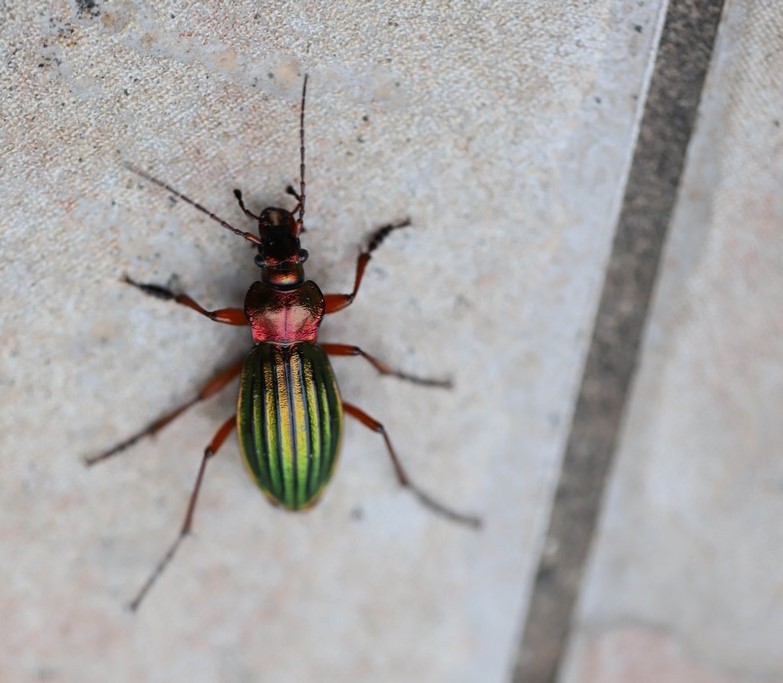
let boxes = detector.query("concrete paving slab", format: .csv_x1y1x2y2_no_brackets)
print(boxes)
561,2,783,681
2,1,663,681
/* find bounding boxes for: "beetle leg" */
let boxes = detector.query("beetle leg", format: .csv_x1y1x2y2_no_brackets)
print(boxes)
320,343,451,388
85,359,243,466
123,275,247,325
323,218,411,314
342,402,481,528
128,414,237,611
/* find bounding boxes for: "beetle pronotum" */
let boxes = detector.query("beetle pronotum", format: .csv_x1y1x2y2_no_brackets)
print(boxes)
88,75,481,610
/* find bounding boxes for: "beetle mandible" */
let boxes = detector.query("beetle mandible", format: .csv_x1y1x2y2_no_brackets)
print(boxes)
87,75,481,610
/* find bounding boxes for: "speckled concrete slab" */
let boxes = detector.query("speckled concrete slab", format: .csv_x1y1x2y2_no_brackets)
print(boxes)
515,0,728,680
2,2,661,682
561,1,783,682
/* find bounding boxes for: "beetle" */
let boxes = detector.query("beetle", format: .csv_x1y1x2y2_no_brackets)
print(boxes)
87,75,481,610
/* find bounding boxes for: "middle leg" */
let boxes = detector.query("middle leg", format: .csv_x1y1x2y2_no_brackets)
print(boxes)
321,343,451,388
85,358,244,466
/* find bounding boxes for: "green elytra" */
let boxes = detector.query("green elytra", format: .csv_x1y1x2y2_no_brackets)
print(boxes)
86,75,480,611
238,341,342,510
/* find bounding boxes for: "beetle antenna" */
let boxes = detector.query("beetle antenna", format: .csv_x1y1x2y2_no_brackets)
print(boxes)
298,74,308,229
125,163,262,246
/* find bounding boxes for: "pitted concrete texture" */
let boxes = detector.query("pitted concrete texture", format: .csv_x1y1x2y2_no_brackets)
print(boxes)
3,1,775,682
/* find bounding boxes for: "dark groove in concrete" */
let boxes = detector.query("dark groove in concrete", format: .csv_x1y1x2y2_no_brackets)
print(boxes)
512,1,727,681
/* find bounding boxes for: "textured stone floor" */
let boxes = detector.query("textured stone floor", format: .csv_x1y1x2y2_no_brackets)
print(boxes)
1,1,780,682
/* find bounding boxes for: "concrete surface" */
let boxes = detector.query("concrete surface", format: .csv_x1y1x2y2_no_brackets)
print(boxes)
561,1,783,682
1,0,777,682
515,1,727,680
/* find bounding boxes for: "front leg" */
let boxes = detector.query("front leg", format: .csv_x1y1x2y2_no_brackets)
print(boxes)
323,218,410,314
123,275,247,325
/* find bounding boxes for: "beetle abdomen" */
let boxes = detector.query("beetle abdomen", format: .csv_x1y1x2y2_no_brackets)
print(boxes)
237,342,342,510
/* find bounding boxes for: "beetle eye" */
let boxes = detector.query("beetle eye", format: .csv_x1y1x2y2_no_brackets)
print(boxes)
299,249,309,263
254,253,266,268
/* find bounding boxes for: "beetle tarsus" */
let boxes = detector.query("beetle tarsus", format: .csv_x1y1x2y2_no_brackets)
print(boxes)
123,274,176,300
127,534,183,612
410,486,483,529
84,432,147,466
342,401,482,529
365,218,411,255
127,415,236,611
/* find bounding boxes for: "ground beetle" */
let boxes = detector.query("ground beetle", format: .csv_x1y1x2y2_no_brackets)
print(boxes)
87,76,481,610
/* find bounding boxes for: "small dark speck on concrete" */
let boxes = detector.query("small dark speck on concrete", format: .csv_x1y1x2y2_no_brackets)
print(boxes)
362,114,369,122
268,72,274,79
634,24,643,32
76,0,100,17
774,119,780,127
351,507,364,521
123,88,129,96
36,665,58,681
594,96,602,104
78,157,83,162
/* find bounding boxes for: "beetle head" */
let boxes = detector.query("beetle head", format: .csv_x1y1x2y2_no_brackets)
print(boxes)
255,207,308,286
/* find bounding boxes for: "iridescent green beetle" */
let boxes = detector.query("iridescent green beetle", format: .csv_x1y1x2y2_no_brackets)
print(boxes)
87,76,480,610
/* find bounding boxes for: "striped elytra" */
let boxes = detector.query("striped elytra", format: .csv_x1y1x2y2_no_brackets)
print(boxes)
237,341,343,510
